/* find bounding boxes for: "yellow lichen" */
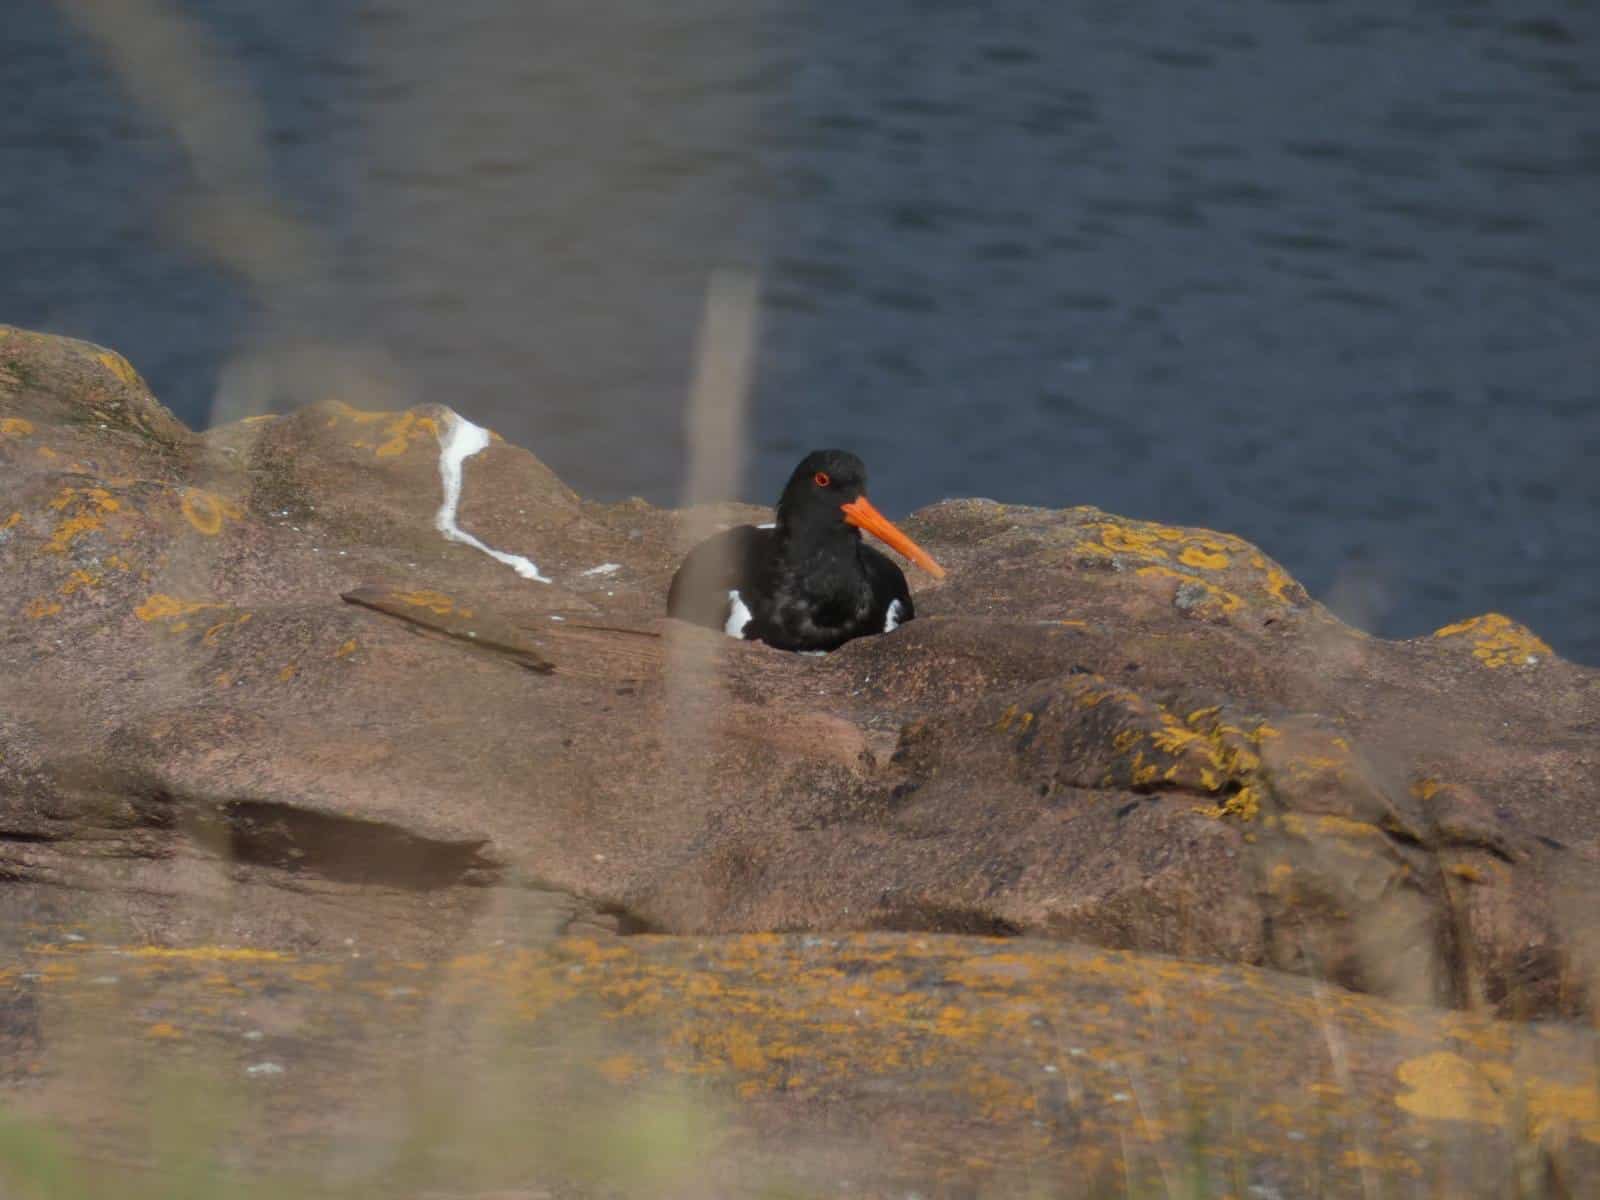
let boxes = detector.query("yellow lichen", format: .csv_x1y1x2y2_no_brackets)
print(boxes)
120,946,291,962
1432,613,1552,669
392,589,472,617
1111,728,1143,753
95,350,143,388
180,488,242,536
1134,565,1244,615
336,406,443,458
1395,1052,1600,1142
0,417,33,438
1098,522,1171,558
59,569,99,596
1277,813,1382,840
24,598,62,619
43,487,121,554
334,638,359,658
1264,566,1298,604
135,593,231,623
1178,546,1230,570
201,611,252,646
1217,784,1260,821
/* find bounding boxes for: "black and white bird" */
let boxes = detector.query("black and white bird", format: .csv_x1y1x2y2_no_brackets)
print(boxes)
667,449,945,653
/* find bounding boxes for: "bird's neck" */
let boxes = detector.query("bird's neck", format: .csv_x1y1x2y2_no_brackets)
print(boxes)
775,521,864,584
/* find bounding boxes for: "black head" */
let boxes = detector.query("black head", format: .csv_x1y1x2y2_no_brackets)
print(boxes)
776,449,867,529
772,449,947,578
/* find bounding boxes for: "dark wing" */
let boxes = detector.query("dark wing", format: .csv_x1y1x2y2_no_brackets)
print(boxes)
666,525,770,631
860,543,914,629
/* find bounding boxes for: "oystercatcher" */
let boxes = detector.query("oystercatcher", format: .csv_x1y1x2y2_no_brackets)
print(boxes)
667,449,945,652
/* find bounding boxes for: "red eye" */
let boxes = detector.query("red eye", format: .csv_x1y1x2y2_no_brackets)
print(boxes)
813,471,831,487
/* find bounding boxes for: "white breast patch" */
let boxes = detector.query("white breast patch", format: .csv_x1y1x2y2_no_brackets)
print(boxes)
725,589,754,638
883,598,906,633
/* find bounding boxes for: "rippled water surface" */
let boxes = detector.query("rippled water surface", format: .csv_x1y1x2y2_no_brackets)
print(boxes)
6,0,1598,661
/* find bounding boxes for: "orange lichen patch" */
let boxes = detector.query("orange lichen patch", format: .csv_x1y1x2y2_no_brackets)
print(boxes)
1079,519,1244,567
1098,522,1172,558
179,487,243,536
43,486,121,553
1178,545,1230,570
95,349,144,388
24,598,62,619
144,1022,183,1040
11,927,1599,1189
335,405,442,458
334,638,359,658
1264,565,1298,604
59,568,100,597
135,593,232,631
1060,679,1276,810
1275,813,1384,841
391,589,474,618
278,664,297,682
202,611,253,646
26,960,81,983
1135,565,1244,617
1444,859,1494,885
1395,1053,1507,1124
1395,1052,1600,1144
1072,517,1308,611
0,416,34,438
118,946,291,962
1411,777,1440,802
1216,784,1261,821
1432,613,1553,668
964,1066,1039,1122
3,512,20,531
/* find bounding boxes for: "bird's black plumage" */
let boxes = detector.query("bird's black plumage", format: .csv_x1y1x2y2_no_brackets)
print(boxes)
667,450,939,653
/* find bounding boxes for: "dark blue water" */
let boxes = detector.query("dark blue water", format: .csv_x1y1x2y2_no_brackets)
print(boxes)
6,0,1598,662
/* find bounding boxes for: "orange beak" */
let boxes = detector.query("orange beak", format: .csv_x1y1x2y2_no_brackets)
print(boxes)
840,496,946,579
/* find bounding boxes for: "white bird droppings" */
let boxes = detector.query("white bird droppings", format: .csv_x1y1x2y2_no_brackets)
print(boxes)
725,589,753,638
245,1061,285,1077
434,411,551,583
581,563,621,576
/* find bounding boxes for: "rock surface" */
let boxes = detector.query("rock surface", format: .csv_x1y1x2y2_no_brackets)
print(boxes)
3,325,1599,1191
3,931,1596,1197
